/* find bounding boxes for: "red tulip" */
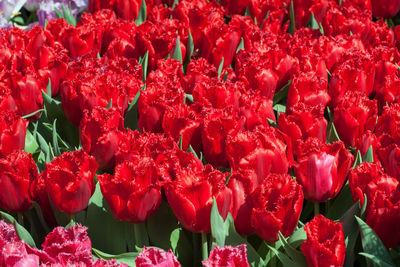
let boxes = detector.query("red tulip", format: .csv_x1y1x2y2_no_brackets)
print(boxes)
98,156,161,223
371,0,400,18
227,169,259,235
301,215,346,267
89,0,143,21
80,106,126,169
0,111,28,157
42,224,93,266
203,245,250,267
294,138,353,202
43,150,98,215
165,165,232,233
226,125,291,180
251,173,303,242
278,102,327,156
0,150,38,213
162,103,201,151
349,162,400,249
334,91,377,147
375,103,400,180
135,247,181,267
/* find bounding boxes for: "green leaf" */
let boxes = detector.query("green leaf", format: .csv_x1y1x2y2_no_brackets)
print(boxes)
210,197,226,247
287,227,306,248
289,0,295,34
218,58,224,79
52,119,61,156
97,53,101,59
61,4,76,27
356,216,395,266
245,7,251,17
0,211,36,248
353,150,363,169
339,200,362,267
185,94,193,103
224,214,264,266
360,193,367,216
92,248,138,267
319,23,324,35
172,36,183,64
128,90,141,112
125,90,141,130
236,38,244,54
46,78,52,98
273,80,291,105
146,200,192,266
326,183,353,220
267,118,279,128
309,12,319,29
170,228,181,254
106,99,113,109
327,122,340,143
42,123,71,149
362,146,374,163
359,253,395,267
41,90,64,119
178,135,183,150
86,183,136,254
54,8,63,19
21,109,44,119
187,145,199,159
25,129,39,154
172,0,179,10
223,71,228,82
31,201,50,233
135,0,147,26
11,16,24,25
273,104,286,114
278,232,307,266
139,51,149,82
267,245,299,267
185,30,194,65
35,132,51,163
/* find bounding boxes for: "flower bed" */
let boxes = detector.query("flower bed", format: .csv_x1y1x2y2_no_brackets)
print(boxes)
0,0,400,266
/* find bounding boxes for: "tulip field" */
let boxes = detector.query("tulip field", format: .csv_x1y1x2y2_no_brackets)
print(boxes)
1,0,400,266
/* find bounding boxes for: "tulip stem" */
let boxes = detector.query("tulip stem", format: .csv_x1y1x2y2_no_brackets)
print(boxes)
314,202,320,216
17,213,23,225
134,223,142,248
201,232,208,261
67,214,76,227
192,233,200,266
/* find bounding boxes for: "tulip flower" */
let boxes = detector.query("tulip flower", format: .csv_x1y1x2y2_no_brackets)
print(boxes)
0,111,28,157
97,156,162,223
334,91,377,147
135,247,181,267
349,162,400,249
43,149,98,215
165,165,232,233
0,150,38,213
251,173,303,242
203,245,250,267
301,215,346,267
80,106,126,169
294,138,353,202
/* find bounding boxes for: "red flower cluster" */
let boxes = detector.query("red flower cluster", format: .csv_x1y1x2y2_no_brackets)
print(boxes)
3,0,400,262
0,221,126,266
349,162,400,249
